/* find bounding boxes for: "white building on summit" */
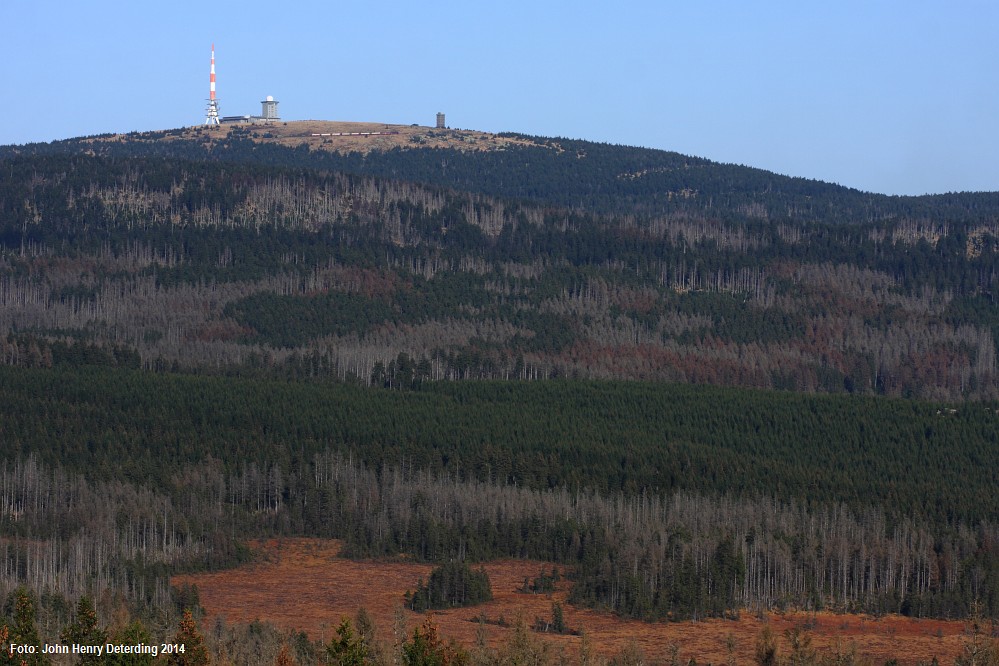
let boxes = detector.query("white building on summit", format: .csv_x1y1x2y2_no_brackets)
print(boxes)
202,44,280,125
261,96,280,121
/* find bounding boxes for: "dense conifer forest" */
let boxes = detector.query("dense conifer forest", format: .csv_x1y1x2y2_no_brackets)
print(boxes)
1,153,996,399
1,127,998,661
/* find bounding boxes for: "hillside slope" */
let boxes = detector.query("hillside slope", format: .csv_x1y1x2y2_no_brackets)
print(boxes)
0,150,996,399
7,120,999,224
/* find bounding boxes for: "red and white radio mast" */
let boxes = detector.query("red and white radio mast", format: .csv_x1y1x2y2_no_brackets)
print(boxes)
204,43,220,125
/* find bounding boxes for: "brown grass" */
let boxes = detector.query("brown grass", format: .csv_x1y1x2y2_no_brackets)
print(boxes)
94,120,545,156
172,539,969,663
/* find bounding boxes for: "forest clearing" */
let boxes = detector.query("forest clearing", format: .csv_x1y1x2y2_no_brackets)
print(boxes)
173,539,970,664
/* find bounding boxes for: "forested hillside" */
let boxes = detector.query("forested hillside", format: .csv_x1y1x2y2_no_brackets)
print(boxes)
2,367,998,625
7,124,999,224
1,153,996,400
1,127,998,652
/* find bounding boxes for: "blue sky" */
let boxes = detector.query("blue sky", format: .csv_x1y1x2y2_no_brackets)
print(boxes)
2,0,997,196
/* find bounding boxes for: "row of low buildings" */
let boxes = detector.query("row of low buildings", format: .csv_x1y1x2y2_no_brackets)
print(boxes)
219,96,280,124
217,99,447,130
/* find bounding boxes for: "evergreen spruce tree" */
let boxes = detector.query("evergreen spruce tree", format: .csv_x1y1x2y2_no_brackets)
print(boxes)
2,588,50,666
326,618,368,666
59,596,106,664
105,620,155,666
551,601,566,634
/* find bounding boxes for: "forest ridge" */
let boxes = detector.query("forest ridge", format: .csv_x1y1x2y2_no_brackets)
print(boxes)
0,125,997,399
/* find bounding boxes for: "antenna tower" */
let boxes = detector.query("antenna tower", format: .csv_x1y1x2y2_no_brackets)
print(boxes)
204,43,220,125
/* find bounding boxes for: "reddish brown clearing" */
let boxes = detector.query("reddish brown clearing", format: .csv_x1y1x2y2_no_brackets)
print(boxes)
173,539,968,664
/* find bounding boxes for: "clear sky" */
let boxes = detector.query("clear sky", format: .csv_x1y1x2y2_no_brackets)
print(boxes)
2,0,997,196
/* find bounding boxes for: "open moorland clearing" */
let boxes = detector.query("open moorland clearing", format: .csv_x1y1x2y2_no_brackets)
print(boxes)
91,120,546,155
173,538,970,663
